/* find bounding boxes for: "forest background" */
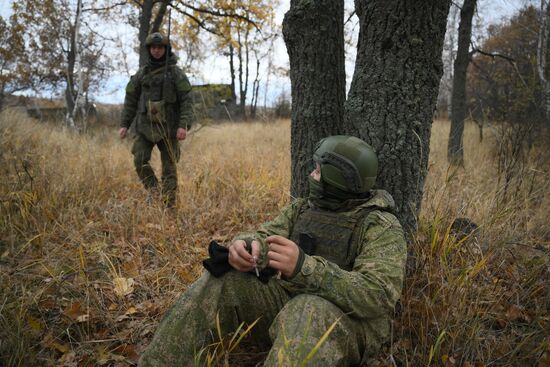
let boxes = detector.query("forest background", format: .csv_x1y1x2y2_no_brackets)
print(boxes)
0,0,549,366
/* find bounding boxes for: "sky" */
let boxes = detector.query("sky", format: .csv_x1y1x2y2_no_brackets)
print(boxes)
0,0,528,106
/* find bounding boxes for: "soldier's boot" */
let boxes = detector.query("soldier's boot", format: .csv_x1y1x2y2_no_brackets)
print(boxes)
138,271,289,367
264,294,365,367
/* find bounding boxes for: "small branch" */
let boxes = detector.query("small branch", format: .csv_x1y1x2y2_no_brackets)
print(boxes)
171,4,221,36
344,10,356,26
178,2,259,31
82,1,127,13
470,47,515,63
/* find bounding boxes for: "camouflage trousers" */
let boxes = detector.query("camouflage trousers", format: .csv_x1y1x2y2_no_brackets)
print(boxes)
132,134,180,207
139,271,386,367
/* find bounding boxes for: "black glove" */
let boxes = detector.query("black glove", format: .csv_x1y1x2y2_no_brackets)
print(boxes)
202,241,232,277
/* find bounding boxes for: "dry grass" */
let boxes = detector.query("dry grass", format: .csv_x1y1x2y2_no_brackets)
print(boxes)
0,111,548,366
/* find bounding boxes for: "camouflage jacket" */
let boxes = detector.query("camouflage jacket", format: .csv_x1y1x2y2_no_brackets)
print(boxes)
120,53,193,143
234,190,407,320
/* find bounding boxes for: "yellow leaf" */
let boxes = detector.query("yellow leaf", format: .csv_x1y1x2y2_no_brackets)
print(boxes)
53,342,70,354
113,277,134,297
125,306,137,315
28,316,42,331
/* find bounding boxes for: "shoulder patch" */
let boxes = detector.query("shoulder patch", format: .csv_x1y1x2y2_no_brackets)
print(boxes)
177,76,192,93
125,71,143,94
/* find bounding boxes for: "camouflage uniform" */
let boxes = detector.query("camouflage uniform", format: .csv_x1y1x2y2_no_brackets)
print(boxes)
120,40,193,207
139,189,407,366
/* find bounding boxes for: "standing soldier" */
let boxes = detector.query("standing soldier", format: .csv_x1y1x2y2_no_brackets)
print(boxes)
119,32,193,208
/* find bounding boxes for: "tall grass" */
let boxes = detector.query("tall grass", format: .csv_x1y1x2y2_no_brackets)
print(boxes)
0,110,548,366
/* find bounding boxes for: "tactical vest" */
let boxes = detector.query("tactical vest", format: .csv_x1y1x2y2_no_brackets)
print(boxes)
138,67,178,126
289,202,377,270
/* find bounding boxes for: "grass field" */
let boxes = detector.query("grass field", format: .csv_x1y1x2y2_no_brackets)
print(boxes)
0,110,548,366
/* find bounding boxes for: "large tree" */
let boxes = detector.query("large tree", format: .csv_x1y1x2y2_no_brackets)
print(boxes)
284,0,451,233
283,0,347,198
448,0,477,166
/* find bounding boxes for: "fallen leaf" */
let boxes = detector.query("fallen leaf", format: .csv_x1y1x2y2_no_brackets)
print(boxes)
125,306,138,315
123,260,139,276
27,316,42,331
58,351,78,367
442,354,456,366
112,344,140,365
178,269,195,283
53,342,70,354
113,277,134,297
64,302,87,321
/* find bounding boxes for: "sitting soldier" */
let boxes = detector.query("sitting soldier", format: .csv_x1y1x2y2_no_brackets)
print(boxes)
139,135,407,367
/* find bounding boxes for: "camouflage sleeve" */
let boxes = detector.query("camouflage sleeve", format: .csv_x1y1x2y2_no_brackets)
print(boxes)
120,72,141,129
175,69,193,130
232,199,305,270
279,210,407,319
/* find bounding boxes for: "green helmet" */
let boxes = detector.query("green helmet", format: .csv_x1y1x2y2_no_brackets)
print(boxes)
313,135,378,194
145,32,169,47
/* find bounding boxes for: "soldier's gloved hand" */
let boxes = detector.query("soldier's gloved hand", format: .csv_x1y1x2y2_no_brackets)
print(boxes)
119,127,128,139
176,128,187,141
266,235,300,278
228,239,260,272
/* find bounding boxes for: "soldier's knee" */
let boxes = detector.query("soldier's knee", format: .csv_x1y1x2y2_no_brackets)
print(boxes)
285,294,343,319
133,152,148,167
217,270,249,291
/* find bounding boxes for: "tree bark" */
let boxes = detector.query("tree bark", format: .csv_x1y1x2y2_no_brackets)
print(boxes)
283,0,347,198
228,44,236,101
537,0,550,137
448,0,476,166
64,3,79,128
345,0,451,233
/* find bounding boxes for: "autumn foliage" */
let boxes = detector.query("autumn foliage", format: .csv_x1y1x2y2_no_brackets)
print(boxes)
0,111,548,366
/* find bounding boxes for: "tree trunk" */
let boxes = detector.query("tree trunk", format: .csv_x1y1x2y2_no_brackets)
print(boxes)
445,4,459,118
64,8,78,128
250,55,260,118
448,0,476,166
537,0,550,137
229,44,236,101
138,0,154,67
0,83,5,112
283,0,347,198
237,28,246,119
345,0,451,233
151,1,168,33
